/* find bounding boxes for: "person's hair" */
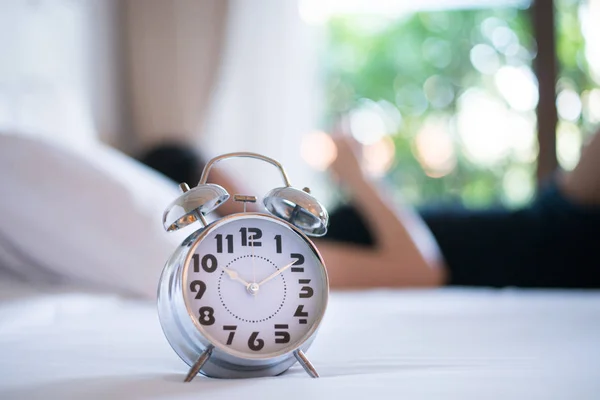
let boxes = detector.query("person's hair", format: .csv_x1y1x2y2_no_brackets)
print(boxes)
138,143,206,185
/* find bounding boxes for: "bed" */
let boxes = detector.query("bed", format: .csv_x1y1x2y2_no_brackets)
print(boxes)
0,134,598,398
1,280,598,400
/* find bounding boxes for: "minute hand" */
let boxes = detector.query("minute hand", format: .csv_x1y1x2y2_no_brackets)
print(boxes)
257,261,297,287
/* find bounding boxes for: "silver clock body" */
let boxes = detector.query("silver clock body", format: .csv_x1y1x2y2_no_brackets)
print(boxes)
157,213,329,379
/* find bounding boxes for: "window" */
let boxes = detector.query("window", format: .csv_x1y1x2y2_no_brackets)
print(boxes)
309,0,598,208
555,0,600,169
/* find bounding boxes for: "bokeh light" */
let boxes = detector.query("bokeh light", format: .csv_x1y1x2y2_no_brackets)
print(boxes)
491,26,519,54
556,89,583,122
480,16,507,40
422,38,452,69
456,88,536,167
582,0,600,83
494,65,539,112
349,104,387,145
502,166,534,205
582,88,600,123
395,83,428,116
413,119,456,178
470,44,500,75
556,121,582,171
456,89,507,166
301,131,338,170
363,136,395,177
423,75,454,109
377,99,403,131
349,99,399,145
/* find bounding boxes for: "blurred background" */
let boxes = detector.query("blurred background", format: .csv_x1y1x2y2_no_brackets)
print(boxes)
0,0,598,210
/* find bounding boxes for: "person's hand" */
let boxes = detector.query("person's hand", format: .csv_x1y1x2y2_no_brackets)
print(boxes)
560,130,600,205
330,136,366,188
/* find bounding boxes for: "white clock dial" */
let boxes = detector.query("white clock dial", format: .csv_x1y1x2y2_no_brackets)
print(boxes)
183,214,327,358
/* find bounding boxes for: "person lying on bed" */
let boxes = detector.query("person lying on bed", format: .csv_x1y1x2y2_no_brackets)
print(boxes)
2,129,597,298
321,133,600,289
142,130,600,290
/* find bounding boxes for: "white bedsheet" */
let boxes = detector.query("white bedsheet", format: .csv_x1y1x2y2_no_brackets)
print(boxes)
0,283,599,399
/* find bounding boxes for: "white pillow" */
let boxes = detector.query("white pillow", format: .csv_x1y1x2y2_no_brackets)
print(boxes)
0,133,192,298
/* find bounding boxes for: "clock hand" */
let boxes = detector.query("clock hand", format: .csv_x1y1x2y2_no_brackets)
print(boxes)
221,266,251,287
257,261,296,287
251,241,256,301
251,242,257,282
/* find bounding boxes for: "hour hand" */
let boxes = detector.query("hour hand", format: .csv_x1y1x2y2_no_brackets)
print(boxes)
222,267,250,287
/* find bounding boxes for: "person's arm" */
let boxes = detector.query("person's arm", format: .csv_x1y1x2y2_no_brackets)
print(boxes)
323,131,600,289
560,130,600,205
318,138,446,288
207,167,258,216
421,183,600,288
421,128,600,288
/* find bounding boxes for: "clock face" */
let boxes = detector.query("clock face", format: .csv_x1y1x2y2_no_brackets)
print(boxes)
183,214,328,359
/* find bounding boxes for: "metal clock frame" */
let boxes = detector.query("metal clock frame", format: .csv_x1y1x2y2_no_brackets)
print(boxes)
157,212,329,379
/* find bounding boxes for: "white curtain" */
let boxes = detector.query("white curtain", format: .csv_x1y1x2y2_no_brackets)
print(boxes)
200,0,321,197
0,0,119,147
121,0,322,198
122,0,228,151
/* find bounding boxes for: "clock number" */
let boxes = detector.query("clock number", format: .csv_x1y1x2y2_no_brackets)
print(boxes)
248,331,265,351
215,234,234,253
198,306,215,326
290,253,305,273
294,305,309,324
189,280,207,299
298,279,313,298
240,227,262,247
274,234,282,254
193,254,217,273
193,254,200,272
223,325,237,345
274,324,290,344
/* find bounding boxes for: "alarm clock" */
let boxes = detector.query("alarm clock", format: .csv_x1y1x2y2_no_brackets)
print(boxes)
157,152,329,381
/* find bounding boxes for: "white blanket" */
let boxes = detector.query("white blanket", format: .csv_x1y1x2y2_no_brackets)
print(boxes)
1,283,599,399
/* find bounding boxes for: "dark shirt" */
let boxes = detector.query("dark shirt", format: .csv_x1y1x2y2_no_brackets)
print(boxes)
325,183,600,288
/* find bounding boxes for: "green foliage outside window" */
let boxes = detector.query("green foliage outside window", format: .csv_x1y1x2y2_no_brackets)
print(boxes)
322,1,595,209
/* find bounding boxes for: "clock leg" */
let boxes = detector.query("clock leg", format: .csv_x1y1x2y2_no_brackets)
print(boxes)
293,349,319,378
183,347,213,382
